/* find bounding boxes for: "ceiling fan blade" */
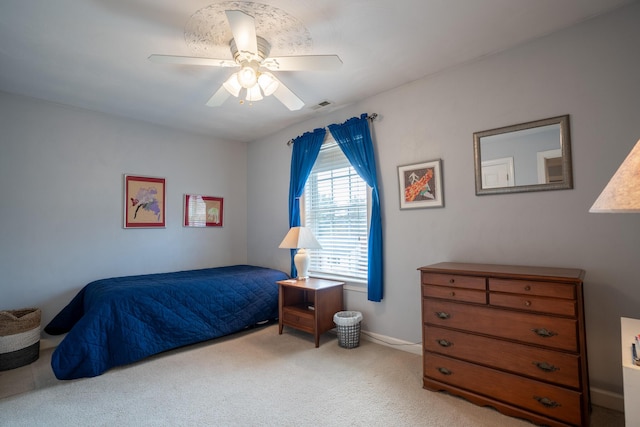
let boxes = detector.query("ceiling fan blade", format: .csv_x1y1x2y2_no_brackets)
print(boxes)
225,10,258,55
262,55,342,71
271,77,304,111
148,54,238,68
206,85,231,107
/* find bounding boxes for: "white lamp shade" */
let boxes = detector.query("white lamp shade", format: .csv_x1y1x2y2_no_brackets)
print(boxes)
222,73,242,97
590,139,640,213
245,85,263,102
258,72,279,96
237,65,258,88
278,227,322,249
279,227,322,280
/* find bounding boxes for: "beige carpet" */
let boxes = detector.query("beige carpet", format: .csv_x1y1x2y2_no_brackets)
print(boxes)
0,324,624,426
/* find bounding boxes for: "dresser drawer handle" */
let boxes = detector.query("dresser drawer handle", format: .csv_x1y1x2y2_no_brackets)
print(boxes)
534,396,561,408
435,311,451,320
531,328,557,338
524,300,532,307
437,367,452,375
449,291,456,297
436,339,453,347
449,278,455,284
524,285,531,291
533,361,559,372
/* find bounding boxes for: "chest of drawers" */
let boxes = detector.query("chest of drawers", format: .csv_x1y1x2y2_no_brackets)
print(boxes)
419,262,589,427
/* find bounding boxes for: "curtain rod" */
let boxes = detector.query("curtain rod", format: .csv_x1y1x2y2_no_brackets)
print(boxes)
286,113,378,146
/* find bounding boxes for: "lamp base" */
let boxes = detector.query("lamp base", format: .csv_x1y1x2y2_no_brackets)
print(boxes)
294,248,310,281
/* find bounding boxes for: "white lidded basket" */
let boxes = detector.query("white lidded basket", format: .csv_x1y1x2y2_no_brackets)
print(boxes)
333,311,363,349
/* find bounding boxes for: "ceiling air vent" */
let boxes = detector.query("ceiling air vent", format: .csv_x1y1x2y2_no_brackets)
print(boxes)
311,100,333,111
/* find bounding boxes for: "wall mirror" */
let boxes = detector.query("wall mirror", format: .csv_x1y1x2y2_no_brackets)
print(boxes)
473,115,572,195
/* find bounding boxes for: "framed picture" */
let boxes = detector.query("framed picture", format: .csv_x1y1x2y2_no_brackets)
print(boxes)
397,159,444,209
184,194,223,227
123,175,166,228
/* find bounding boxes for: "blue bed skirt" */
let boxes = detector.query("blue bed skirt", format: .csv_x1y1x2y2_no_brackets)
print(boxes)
45,265,288,380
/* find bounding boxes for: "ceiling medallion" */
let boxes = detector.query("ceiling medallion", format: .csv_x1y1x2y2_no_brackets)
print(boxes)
184,2,313,58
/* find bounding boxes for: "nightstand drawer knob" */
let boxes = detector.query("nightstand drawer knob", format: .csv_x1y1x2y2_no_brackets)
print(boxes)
524,300,532,307
449,278,455,284
435,311,451,320
524,285,531,291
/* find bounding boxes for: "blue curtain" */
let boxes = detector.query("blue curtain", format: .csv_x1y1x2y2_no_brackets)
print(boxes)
328,114,383,302
286,127,326,277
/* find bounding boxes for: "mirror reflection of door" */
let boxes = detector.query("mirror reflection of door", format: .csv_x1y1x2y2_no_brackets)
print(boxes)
545,157,563,183
536,149,562,184
481,157,515,188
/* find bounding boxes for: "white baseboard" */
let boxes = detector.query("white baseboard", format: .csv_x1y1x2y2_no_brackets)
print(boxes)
590,387,624,412
359,329,625,413
359,329,422,355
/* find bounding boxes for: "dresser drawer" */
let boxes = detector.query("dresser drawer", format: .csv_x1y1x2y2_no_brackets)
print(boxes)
422,272,486,290
489,278,575,299
425,353,582,426
422,284,487,304
424,326,580,388
423,299,578,351
489,293,576,317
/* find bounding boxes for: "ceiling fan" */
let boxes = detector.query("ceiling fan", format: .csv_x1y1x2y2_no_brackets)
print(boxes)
149,10,342,111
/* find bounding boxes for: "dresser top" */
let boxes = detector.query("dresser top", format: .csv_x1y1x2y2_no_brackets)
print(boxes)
418,262,585,282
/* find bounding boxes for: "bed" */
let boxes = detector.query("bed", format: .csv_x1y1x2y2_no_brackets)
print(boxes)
44,265,289,380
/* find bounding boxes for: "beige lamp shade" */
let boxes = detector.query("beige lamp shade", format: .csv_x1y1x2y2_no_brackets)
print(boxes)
590,139,640,213
279,227,321,280
278,227,322,249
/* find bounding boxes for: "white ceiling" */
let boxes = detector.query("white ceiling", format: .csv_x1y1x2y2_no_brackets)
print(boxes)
0,0,634,143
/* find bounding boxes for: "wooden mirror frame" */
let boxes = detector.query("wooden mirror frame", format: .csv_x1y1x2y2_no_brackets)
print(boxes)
473,115,573,195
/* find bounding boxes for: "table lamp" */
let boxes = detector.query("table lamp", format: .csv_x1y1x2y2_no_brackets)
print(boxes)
279,226,322,280
590,139,640,213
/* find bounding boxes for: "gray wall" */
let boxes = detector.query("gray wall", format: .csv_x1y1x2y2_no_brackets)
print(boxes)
0,92,249,336
247,2,640,404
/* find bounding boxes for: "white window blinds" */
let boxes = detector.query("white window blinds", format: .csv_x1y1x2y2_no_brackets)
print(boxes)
303,138,369,281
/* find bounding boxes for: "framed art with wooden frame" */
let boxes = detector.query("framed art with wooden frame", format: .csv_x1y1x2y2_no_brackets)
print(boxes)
397,159,444,209
124,175,166,228
184,194,223,227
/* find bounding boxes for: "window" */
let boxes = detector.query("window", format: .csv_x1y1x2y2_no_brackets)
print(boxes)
303,137,369,281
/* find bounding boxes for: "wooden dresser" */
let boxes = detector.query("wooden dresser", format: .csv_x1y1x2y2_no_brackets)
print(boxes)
419,262,589,427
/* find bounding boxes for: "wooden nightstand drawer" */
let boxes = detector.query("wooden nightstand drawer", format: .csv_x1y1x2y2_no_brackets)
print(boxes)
423,299,578,351
424,326,580,388
489,278,575,299
424,353,582,426
282,307,314,331
422,273,486,290
489,293,576,316
422,284,487,304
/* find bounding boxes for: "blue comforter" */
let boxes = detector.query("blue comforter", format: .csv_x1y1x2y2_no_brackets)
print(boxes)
44,265,288,380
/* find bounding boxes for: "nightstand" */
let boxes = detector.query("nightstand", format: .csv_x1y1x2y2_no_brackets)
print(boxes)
277,278,344,347
621,317,640,426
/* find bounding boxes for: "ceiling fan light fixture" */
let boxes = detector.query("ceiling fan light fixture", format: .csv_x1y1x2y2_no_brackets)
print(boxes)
245,85,263,102
258,72,279,96
237,63,259,88
222,73,242,97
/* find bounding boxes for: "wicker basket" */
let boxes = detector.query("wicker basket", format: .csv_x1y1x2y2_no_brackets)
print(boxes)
0,308,41,371
333,311,363,349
